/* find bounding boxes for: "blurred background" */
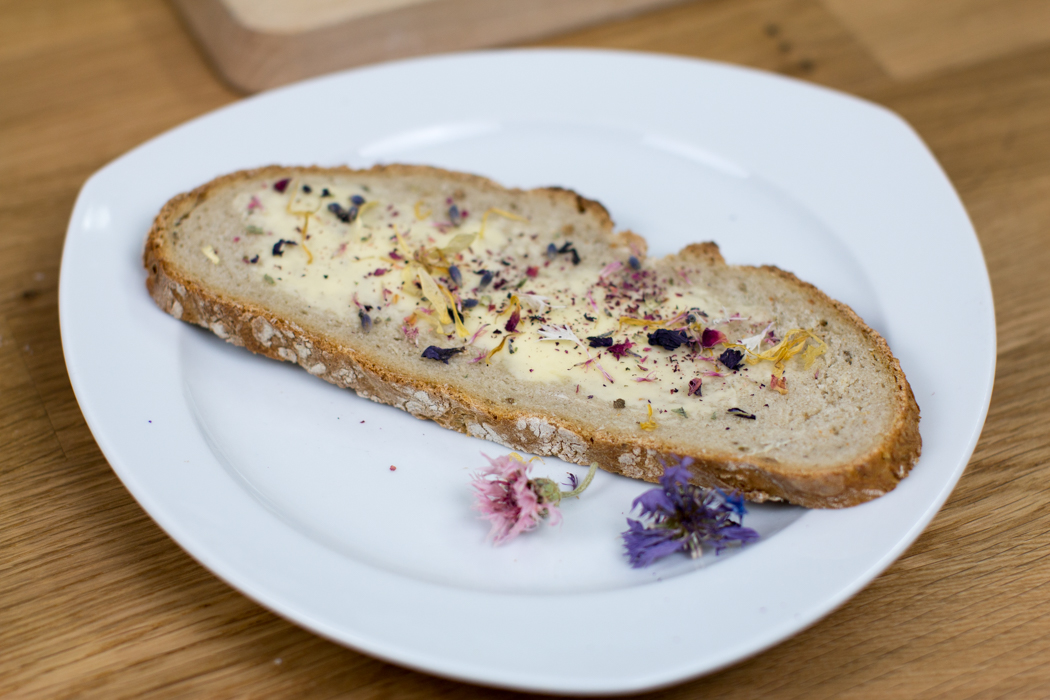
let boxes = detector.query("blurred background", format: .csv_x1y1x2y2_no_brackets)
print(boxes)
3,0,1050,697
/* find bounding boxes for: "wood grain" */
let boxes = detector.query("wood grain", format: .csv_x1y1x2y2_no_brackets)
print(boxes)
171,0,694,92
3,0,1050,696
823,0,1050,80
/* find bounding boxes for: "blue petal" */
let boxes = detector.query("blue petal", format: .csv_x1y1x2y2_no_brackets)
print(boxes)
621,521,684,568
718,489,748,517
719,525,760,545
659,463,693,491
632,488,674,517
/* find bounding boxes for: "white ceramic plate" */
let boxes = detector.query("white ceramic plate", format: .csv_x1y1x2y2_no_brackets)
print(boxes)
60,50,994,694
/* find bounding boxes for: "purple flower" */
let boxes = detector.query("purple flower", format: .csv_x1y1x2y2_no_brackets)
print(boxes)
622,458,759,568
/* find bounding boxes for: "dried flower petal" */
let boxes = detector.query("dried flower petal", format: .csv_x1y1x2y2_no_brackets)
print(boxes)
648,329,690,350
448,204,462,226
718,348,744,370
770,374,788,394
701,328,727,348
448,264,463,287
639,403,657,430
608,340,635,359
421,345,464,364
272,239,297,257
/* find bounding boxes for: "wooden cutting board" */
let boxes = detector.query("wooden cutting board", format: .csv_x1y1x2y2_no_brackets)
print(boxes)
172,0,692,92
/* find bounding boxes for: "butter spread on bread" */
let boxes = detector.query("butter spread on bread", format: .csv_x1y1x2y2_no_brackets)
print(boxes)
144,165,921,508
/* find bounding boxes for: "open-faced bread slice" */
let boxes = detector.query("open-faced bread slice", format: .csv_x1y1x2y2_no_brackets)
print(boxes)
144,165,920,508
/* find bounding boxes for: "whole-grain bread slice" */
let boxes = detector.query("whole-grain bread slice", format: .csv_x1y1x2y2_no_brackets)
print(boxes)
144,164,920,508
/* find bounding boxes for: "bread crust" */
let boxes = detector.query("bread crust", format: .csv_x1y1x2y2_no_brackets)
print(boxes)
144,165,921,508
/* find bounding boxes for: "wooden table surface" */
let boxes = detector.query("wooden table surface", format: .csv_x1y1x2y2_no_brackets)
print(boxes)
3,0,1050,697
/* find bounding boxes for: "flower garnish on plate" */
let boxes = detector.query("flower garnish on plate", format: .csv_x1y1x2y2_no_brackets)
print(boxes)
472,453,597,545
622,458,759,568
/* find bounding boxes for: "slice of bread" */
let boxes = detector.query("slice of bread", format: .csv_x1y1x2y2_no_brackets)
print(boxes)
144,165,920,508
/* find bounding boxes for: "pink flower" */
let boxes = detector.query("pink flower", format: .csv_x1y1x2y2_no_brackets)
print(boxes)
472,453,561,544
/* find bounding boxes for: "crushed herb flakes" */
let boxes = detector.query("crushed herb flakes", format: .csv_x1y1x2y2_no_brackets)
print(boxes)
727,408,756,420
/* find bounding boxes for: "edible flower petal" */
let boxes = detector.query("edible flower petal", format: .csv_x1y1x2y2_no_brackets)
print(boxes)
739,322,774,353
478,208,528,240
701,328,727,348
639,403,657,430
608,340,635,359
598,260,624,279
421,345,464,364
718,348,745,370
648,329,690,350
728,328,827,372
770,374,788,394
485,332,519,363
